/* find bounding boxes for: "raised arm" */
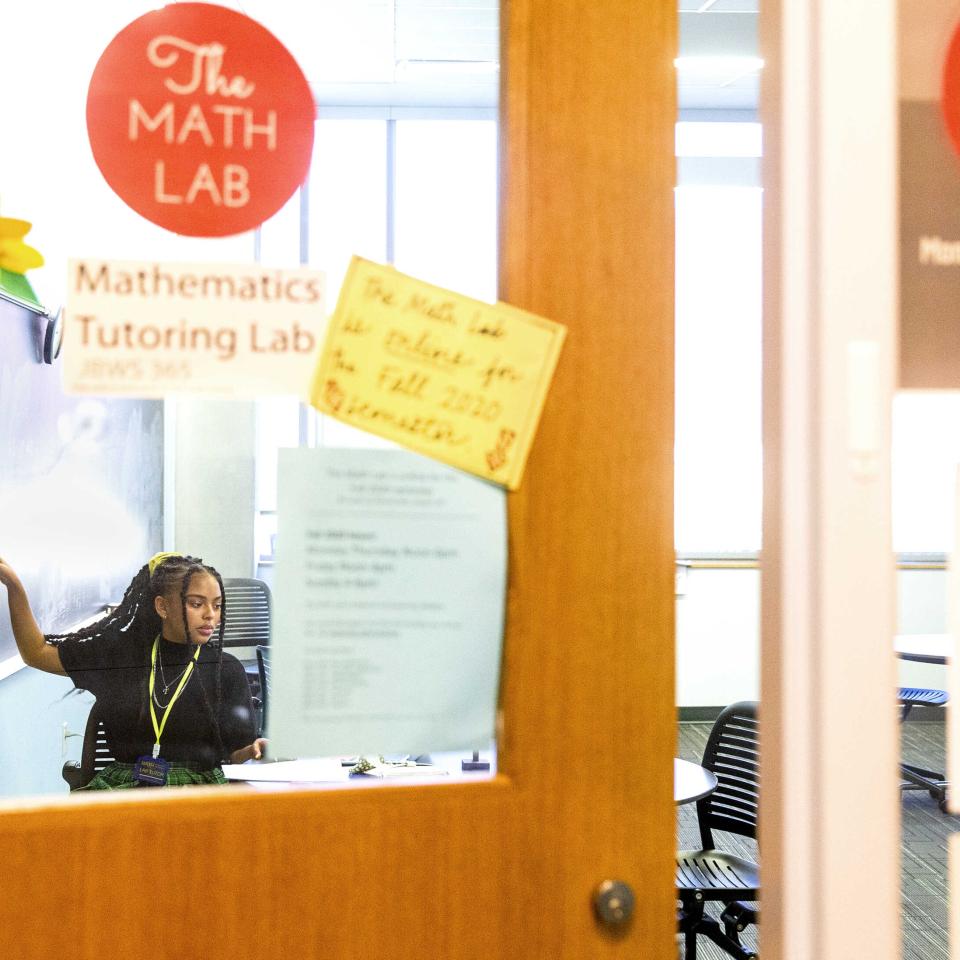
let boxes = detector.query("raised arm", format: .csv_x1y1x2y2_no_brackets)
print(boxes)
0,557,66,675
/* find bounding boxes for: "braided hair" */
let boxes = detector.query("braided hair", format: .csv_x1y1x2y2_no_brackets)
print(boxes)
46,555,231,762
176,560,228,761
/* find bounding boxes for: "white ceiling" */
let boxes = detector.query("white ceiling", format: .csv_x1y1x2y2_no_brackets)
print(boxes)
678,0,759,111
236,0,759,111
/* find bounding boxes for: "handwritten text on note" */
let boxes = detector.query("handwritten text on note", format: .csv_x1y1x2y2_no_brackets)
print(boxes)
309,257,566,489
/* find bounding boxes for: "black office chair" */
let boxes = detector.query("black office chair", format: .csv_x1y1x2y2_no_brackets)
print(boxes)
220,578,272,650
256,644,271,737
220,578,271,730
61,703,114,791
898,686,949,810
677,701,760,960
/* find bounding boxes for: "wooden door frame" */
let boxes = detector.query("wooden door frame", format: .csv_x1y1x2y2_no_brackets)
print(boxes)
1,4,678,958
760,1,901,957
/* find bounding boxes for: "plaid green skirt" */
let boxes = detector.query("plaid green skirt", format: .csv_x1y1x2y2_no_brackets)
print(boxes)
78,761,228,790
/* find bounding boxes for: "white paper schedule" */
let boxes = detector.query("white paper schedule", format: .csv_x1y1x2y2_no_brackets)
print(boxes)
269,447,506,759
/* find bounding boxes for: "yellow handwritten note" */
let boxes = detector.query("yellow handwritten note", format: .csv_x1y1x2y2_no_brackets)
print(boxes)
310,257,566,490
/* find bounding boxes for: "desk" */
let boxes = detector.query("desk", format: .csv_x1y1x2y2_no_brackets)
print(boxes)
229,754,717,801
895,632,953,665
226,751,495,790
674,758,717,805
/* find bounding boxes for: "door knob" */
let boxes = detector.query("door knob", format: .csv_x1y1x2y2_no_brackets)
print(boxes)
593,879,635,930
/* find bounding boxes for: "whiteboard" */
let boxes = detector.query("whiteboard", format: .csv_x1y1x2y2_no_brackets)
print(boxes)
0,298,163,663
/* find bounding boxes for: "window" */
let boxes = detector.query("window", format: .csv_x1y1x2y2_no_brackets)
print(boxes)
892,393,960,555
309,119,389,294
257,118,766,563
254,113,498,570
675,123,763,555
393,119,497,299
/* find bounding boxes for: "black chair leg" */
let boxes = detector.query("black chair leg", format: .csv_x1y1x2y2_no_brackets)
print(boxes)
721,901,758,947
678,898,703,960
697,916,758,960
900,761,948,807
899,695,950,810
679,899,758,960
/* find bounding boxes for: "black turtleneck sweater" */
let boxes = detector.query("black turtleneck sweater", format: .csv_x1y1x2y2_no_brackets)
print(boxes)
58,630,255,769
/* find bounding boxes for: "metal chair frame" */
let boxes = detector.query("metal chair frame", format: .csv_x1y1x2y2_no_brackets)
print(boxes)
61,703,114,791
256,644,270,737
898,686,949,811
677,701,760,960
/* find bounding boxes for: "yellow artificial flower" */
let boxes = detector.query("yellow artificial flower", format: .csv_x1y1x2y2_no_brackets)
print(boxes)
0,217,43,274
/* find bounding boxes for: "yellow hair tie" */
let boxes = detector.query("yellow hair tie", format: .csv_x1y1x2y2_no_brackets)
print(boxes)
148,552,182,575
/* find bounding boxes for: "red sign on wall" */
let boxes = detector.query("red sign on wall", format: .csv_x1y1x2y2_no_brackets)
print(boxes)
86,3,315,238
943,24,960,157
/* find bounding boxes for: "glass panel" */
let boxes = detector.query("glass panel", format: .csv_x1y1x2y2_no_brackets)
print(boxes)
394,119,498,300
306,118,392,451
256,398,301,514
317,416,398,449
308,119,388,299
2,16,503,800
892,393,960,555
258,189,303,267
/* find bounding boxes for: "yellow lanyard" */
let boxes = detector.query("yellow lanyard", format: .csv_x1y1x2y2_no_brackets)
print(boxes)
148,636,201,758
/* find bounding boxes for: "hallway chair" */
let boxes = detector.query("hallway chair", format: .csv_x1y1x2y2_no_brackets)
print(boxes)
898,685,949,811
677,701,760,960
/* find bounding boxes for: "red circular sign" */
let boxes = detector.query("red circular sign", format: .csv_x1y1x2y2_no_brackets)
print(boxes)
944,26,960,157
86,3,315,237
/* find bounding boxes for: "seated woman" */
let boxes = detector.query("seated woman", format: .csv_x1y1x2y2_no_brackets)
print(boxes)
0,551,266,789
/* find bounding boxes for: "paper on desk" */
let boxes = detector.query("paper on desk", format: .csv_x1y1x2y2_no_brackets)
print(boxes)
269,447,506,760
221,757,349,782
357,763,449,779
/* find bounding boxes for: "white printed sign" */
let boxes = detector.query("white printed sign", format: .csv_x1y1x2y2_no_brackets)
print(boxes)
65,258,325,398
269,447,507,759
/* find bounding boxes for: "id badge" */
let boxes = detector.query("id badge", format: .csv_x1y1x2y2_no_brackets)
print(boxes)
133,755,170,786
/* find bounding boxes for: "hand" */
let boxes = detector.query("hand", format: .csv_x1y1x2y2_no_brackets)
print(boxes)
229,738,268,764
0,556,23,592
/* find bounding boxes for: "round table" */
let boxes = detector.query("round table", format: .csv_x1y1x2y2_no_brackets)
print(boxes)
895,632,953,665
674,757,718,805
